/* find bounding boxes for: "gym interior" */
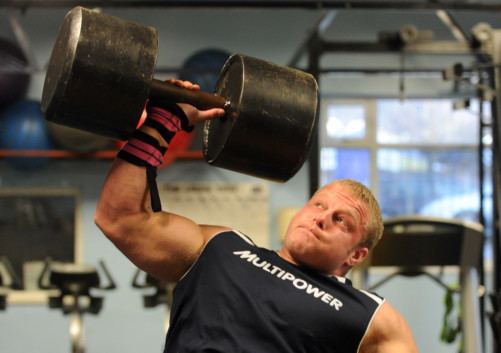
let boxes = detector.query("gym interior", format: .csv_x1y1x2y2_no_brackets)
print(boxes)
0,1,501,352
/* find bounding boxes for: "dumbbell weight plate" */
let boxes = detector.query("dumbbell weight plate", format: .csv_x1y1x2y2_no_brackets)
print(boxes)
204,54,319,182
42,6,157,139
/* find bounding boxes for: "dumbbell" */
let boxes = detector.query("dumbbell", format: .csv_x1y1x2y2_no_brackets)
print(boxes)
41,7,319,182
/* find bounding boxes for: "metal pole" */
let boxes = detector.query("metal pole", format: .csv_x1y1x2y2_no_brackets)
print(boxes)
70,310,84,353
461,267,484,353
489,29,501,353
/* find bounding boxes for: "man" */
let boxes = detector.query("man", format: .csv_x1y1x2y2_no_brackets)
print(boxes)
95,80,419,353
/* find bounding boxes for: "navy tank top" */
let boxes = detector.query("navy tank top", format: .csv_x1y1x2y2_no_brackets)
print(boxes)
164,230,384,353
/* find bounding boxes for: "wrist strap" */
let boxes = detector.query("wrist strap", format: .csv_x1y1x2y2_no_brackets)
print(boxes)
146,100,194,133
117,131,167,213
117,104,192,213
117,130,167,168
146,166,162,212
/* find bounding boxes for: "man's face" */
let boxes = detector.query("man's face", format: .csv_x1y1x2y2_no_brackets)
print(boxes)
281,183,370,276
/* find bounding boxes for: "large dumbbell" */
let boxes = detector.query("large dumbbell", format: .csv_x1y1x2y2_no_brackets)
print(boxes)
41,7,319,182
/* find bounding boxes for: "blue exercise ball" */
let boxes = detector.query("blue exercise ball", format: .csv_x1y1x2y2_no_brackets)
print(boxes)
179,48,231,93
0,100,53,170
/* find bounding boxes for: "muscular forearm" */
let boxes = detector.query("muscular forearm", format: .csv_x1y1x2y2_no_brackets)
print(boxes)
95,80,223,227
96,159,149,219
94,86,225,280
95,124,168,226
94,128,217,281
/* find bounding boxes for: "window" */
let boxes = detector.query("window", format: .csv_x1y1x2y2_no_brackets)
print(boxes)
319,98,491,232
325,104,366,140
376,100,479,145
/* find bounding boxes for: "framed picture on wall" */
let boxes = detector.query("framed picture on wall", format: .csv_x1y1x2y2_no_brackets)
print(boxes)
0,188,82,304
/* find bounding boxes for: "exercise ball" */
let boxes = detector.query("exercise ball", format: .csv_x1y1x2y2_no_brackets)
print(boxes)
48,122,114,152
0,37,30,110
178,48,231,93
0,100,53,170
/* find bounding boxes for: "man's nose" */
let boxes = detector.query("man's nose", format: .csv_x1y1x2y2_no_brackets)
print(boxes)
314,215,326,230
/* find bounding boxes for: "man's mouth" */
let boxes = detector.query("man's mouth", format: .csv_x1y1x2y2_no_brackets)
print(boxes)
298,225,320,239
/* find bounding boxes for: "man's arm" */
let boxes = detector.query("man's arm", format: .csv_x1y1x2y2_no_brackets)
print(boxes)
359,301,419,353
95,81,227,282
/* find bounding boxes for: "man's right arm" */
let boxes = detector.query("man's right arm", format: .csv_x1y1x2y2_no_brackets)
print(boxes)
95,86,226,282
95,158,226,282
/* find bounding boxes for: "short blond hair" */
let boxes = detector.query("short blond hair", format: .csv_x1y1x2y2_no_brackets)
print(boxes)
327,179,384,250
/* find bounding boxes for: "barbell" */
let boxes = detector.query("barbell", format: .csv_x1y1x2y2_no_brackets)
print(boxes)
41,6,319,182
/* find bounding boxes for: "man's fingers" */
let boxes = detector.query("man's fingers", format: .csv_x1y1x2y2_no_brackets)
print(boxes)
200,108,226,120
166,79,200,91
186,81,201,91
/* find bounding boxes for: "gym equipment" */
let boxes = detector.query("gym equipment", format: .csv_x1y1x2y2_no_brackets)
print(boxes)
356,216,484,353
0,100,53,170
179,48,231,93
132,268,175,332
38,259,116,353
41,6,319,182
0,257,21,311
0,37,30,110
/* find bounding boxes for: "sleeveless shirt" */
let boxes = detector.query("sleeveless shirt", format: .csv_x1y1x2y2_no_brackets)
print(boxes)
163,230,384,353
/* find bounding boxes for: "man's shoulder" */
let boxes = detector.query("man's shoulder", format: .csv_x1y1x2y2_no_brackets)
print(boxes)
360,301,419,353
200,225,233,242
199,227,261,255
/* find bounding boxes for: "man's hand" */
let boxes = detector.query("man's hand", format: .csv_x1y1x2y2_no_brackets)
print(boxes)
139,79,226,147
166,79,226,125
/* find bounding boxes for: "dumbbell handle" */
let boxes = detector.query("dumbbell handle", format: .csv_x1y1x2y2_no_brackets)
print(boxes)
150,79,229,110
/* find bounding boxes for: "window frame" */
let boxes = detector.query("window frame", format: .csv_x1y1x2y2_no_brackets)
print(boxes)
319,97,484,220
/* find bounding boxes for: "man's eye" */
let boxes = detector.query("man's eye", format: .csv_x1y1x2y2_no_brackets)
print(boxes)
334,215,344,223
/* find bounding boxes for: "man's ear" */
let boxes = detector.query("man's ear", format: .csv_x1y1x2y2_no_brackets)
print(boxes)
347,246,369,266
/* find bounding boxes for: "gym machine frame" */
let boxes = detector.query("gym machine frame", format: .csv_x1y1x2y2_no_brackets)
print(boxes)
38,259,117,353
132,269,176,333
354,216,484,353
0,257,22,310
